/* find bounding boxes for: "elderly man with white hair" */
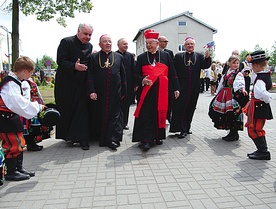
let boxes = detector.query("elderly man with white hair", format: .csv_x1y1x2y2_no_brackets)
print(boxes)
169,36,212,138
132,29,180,151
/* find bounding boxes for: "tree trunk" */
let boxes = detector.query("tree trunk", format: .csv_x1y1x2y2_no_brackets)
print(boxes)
12,0,19,70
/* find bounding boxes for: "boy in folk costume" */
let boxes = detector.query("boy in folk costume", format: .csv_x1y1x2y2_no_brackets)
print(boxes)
243,51,273,160
0,56,45,181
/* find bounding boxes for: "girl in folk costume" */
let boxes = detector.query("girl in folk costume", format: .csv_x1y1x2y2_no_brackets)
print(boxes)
209,56,248,141
21,78,52,151
210,63,218,96
243,51,273,160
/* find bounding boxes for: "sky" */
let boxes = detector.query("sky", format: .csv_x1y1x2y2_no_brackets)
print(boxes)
0,0,275,66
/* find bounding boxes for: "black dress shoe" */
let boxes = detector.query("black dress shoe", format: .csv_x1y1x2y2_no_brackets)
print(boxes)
107,142,119,150
27,144,43,151
114,141,121,146
80,142,90,150
224,134,239,141
248,151,271,160
99,142,106,147
155,140,163,145
124,126,129,130
5,171,30,181
141,142,151,151
178,132,187,139
17,167,35,177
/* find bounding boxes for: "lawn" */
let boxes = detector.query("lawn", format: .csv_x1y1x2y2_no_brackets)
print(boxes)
38,85,55,104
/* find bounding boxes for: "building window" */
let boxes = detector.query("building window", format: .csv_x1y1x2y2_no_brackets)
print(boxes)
178,21,187,27
178,44,185,52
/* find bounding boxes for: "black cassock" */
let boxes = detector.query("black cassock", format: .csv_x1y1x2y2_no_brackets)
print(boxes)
55,35,92,143
87,51,127,145
169,52,211,134
132,50,180,143
116,50,135,127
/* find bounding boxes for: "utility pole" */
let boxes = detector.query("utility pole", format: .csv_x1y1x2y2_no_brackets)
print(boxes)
160,2,161,21
0,25,11,71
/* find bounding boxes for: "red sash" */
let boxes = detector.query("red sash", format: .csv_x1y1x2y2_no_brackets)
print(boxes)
243,95,259,128
0,97,12,113
134,63,168,128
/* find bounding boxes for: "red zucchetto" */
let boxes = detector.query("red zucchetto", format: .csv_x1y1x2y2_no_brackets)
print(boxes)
144,29,159,40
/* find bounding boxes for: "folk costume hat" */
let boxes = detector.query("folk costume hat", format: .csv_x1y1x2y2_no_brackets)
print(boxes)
144,29,159,40
38,103,61,127
249,50,270,63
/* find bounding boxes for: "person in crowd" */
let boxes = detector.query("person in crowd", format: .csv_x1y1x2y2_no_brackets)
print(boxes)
216,62,223,84
204,66,211,92
88,34,127,151
158,35,174,123
158,36,174,60
132,29,180,152
0,56,45,181
199,69,205,93
209,56,248,141
242,53,252,96
21,78,52,151
116,38,136,130
243,50,273,160
169,36,211,138
40,69,45,83
55,23,93,150
210,63,218,96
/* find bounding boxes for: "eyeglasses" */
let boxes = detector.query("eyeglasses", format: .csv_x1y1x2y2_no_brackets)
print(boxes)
160,41,168,43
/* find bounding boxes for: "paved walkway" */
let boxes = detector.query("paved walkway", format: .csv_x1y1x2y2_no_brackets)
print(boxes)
1,91,276,209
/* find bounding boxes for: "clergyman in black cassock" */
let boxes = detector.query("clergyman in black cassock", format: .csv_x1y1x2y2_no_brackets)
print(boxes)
88,34,127,151
55,23,93,150
169,36,212,138
132,29,180,152
116,38,135,130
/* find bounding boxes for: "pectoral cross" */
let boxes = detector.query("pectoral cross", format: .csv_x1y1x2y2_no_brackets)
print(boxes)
151,58,156,67
187,59,192,66
104,58,111,68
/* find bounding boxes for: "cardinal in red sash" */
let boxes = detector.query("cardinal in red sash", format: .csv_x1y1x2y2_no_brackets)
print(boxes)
132,29,180,151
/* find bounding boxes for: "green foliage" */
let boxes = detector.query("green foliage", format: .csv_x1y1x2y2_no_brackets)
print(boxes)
268,41,276,68
3,0,93,67
240,50,250,62
6,0,93,27
38,55,58,69
239,43,276,68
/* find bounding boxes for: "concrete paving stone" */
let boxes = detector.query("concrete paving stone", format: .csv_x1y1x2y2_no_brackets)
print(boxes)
1,92,276,208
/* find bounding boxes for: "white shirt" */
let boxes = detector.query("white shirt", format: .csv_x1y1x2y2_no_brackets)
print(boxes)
216,69,245,93
251,71,272,103
0,73,41,119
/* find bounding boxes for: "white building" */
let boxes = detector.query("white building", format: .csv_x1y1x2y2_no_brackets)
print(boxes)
133,11,217,56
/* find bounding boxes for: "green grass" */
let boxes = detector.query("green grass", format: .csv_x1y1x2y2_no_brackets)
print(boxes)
38,85,55,104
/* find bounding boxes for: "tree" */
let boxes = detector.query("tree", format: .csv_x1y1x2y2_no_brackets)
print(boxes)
4,0,93,67
39,55,58,70
239,50,250,62
268,41,276,69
